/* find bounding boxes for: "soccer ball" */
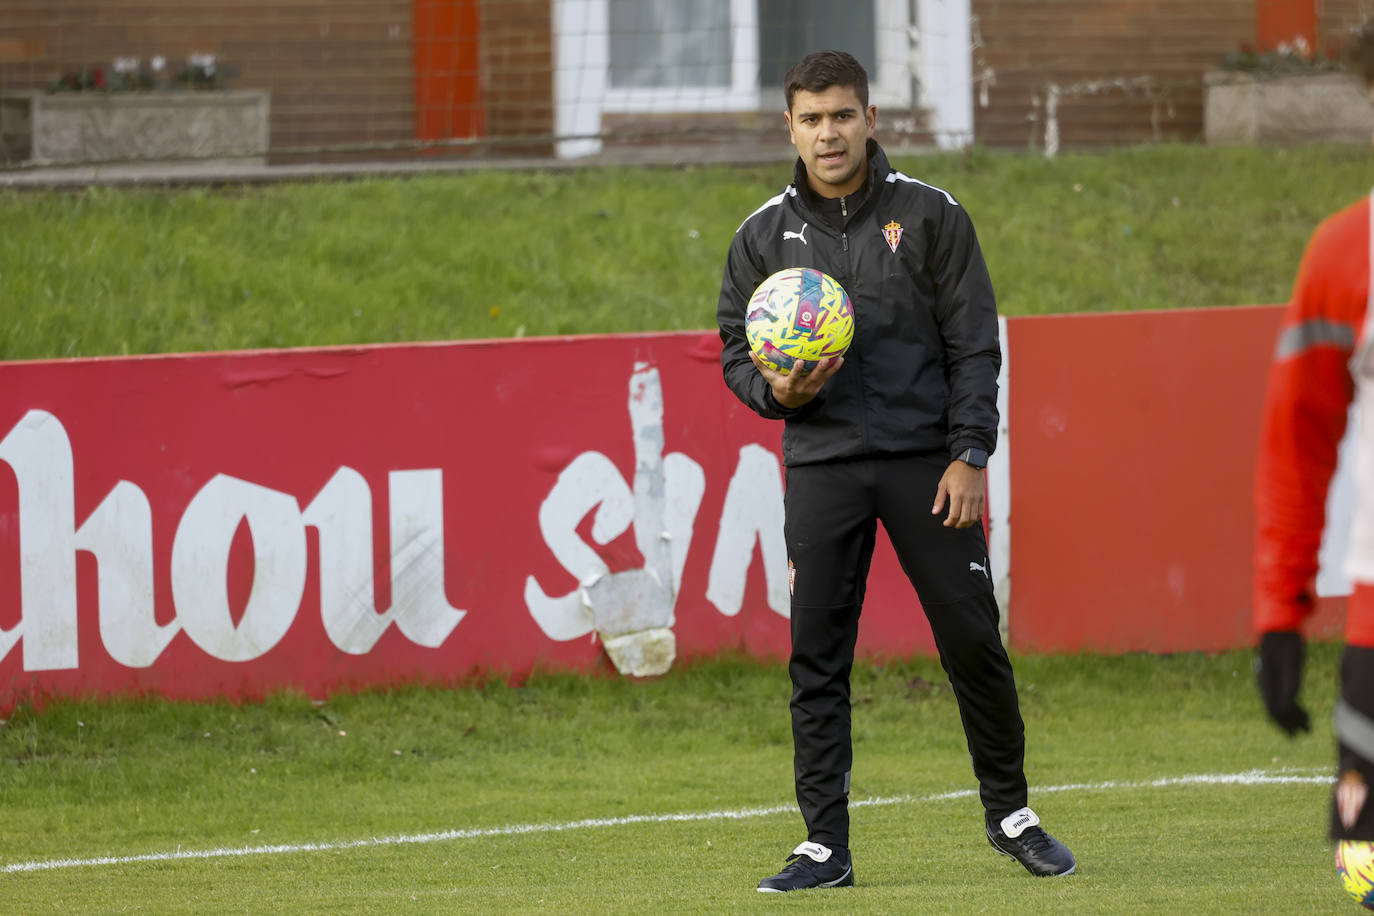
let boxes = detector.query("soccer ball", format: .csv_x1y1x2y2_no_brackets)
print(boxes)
745,267,854,374
1337,840,1374,909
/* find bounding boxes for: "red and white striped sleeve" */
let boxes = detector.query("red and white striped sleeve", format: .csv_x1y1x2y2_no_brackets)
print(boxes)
1254,195,1369,635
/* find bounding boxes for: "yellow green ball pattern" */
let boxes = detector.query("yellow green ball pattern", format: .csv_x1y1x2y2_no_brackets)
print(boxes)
1338,840,1374,909
745,267,854,375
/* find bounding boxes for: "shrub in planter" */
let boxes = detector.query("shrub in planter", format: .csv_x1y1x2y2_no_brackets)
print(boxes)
1,54,268,167
1204,39,1374,145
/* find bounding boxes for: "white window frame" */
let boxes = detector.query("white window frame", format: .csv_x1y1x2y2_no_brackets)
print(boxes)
601,0,760,113
914,0,973,149
554,0,968,157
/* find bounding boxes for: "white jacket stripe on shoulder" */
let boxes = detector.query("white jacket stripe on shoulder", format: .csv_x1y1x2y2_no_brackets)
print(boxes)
887,170,958,206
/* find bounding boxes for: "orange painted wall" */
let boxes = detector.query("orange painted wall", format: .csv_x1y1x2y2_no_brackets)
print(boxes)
412,0,484,141
1256,0,1318,51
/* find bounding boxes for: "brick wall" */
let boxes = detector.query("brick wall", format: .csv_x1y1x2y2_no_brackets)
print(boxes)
2,1,418,157
970,0,1368,149
1320,0,1369,55
478,0,553,150
0,0,554,163
0,0,1367,163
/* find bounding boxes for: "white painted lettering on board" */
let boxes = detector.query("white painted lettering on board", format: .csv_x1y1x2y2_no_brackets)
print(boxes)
0,365,790,673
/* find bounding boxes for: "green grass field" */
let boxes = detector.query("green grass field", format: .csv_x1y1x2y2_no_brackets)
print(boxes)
0,143,1369,360
2,144,1370,911
0,646,1353,913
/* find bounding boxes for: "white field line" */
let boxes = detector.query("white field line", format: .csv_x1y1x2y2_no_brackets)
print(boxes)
1,767,1332,875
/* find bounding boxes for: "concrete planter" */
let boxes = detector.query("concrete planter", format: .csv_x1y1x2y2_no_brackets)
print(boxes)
1204,71,1374,145
0,89,269,166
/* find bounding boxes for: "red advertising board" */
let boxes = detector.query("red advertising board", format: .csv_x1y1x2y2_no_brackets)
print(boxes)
1005,306,1346,653
0,307,1351,709
0,331,933,709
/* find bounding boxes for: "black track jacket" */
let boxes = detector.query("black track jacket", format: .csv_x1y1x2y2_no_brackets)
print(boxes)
717,139,1001,468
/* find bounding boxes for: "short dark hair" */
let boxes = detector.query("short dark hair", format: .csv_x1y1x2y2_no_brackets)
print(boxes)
1349,20,1374,86
783,50,870,111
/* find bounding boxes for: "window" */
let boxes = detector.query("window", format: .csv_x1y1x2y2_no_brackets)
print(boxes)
756,0,876,91
609,0,733,90
554,0,969,156
598,0,908,112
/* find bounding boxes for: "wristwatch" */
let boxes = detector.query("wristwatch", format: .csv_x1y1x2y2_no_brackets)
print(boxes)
955,447,989,470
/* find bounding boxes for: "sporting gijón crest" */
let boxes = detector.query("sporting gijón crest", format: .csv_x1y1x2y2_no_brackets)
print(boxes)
883,220,903,253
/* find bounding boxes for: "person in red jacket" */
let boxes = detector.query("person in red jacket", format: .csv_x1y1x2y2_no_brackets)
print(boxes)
1254,20,1374,839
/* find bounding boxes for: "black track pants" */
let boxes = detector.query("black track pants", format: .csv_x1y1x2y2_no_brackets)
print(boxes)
784,453,1028,849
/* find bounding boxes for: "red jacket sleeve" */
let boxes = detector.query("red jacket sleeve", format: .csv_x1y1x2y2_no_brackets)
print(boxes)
1254,197,1368,634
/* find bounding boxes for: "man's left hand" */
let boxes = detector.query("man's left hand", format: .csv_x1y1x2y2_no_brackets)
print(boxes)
933,460,986,529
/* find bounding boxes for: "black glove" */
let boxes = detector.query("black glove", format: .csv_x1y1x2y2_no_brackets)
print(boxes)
1256,630,1311,736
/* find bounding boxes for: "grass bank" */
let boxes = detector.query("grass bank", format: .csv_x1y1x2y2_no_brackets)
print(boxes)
1,144,1367,360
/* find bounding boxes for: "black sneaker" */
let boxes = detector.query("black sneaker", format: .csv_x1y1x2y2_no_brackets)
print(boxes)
986,807,1076,877
757,842,854,892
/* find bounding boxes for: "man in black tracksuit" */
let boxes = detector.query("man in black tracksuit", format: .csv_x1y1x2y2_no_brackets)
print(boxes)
716,50,1076,893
